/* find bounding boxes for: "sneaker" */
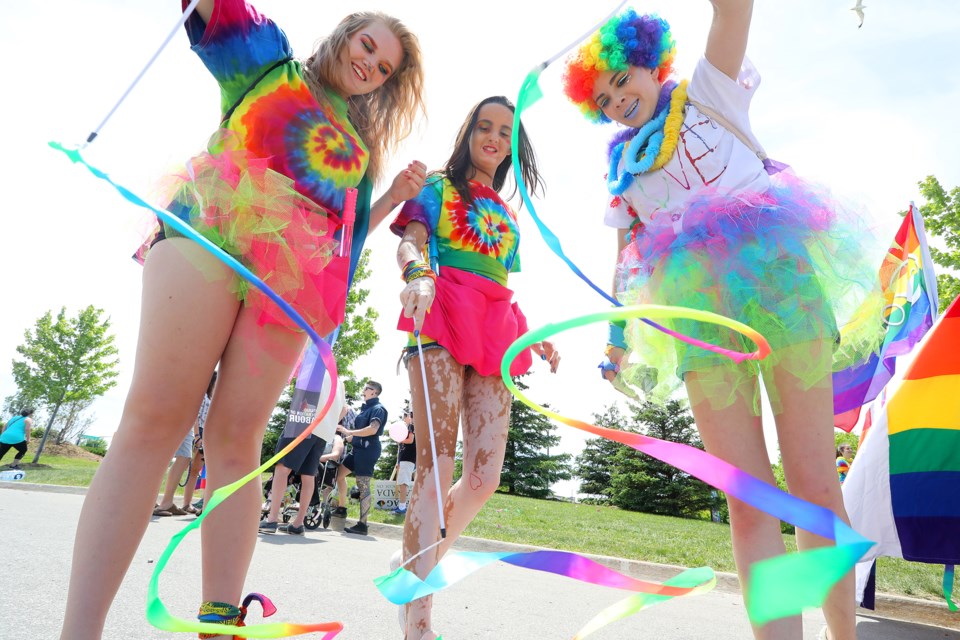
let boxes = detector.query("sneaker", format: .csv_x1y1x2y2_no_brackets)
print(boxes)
393,505,407,516
258,520,278,533
286,523,305,536
332,506,347,518
343,521,368,535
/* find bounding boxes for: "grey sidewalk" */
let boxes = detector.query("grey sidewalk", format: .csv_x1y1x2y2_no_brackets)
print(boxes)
1,484,956,639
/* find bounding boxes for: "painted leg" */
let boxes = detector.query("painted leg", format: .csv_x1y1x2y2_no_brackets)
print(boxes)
437,369,510,558
402,348,463,640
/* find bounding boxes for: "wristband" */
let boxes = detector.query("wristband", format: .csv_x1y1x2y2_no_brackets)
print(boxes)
401,259,437,284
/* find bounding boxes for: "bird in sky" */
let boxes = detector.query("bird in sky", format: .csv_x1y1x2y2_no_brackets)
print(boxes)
851,0,866,28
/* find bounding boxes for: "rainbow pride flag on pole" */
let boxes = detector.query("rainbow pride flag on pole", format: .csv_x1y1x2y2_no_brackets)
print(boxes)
843,295,960,610
833,203,939,431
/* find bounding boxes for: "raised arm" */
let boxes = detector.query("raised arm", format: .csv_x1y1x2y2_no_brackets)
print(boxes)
704,0,754,81
192,0,215,24
368,161,427,233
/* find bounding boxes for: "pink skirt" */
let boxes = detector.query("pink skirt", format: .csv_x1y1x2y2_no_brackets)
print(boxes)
397,267,532,377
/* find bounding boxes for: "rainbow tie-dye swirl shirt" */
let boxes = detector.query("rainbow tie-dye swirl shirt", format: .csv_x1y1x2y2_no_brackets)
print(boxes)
184,0,368,213
391,177,521,285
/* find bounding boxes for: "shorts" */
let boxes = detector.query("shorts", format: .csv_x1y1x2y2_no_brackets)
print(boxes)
275,435,325,476
342,445,380,477
175,429,194,458
397,461,415,487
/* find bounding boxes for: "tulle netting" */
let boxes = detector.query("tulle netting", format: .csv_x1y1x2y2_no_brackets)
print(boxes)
137,133,349,334
614,171,886,414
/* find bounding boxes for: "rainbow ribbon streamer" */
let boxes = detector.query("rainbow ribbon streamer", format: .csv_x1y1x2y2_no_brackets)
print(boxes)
500,305,875,626
50,141,343,639
375,551,715,639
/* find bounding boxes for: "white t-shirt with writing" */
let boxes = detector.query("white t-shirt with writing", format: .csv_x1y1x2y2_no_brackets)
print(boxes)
604,56,769,230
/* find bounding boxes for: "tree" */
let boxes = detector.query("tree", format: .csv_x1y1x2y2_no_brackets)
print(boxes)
607,400,715,518
575,405,634,500
332,249,380,401
499,376,573,498
9,306,119,463
261,249,380,465
912,176,960,312
54,397,96,445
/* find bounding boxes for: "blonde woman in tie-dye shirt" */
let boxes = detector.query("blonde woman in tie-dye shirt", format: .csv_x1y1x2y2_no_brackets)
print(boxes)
61,1,425,638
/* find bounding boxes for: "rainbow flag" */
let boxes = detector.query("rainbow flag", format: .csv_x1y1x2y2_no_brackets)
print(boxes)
843,295,960,609
888,296,960,565
833,204,939,431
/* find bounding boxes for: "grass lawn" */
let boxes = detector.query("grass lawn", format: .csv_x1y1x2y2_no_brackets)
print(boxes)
3,450,948,602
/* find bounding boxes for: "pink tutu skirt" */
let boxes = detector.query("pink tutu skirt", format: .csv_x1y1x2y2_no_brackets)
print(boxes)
397,267,532,377
135,138,350,336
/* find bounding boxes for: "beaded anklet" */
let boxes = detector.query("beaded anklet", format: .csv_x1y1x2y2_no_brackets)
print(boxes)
198,593,275,639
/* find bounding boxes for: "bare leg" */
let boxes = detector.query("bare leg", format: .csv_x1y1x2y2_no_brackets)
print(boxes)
402,348,463,640
266,465,292,523
771,341,856,640
200,304,306,638
182,450,204,508
60,240,238,640
436,369,510,558
686,370,801,640
397,482,408,507
291,473,314,527
336,464,350,508
157,455,192,510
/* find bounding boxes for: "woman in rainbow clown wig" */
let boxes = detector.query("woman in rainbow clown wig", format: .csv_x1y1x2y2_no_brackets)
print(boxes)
390,95,560,640
563,2,882,639
60,0,426,638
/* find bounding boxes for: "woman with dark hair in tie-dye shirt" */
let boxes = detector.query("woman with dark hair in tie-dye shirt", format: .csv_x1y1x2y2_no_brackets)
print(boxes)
60,1,425,638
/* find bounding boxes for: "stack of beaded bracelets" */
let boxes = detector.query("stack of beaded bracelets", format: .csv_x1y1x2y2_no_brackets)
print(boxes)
402,259,437,284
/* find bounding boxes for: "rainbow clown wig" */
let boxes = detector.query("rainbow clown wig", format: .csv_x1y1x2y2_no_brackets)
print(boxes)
563,9,676,123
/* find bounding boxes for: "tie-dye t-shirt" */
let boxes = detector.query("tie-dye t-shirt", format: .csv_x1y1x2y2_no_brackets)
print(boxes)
183,0,368,213
391,177,521,284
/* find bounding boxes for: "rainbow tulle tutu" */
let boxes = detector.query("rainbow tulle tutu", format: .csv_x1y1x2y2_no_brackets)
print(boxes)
136,133,350,335
615,171,885,413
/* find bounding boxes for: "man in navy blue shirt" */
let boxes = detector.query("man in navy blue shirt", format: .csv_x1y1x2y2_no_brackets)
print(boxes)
336,380,388,535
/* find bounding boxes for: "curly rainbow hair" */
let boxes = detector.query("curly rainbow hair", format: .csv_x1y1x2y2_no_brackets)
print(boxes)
562,9,676,123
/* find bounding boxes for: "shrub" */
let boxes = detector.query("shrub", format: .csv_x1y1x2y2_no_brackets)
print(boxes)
81,443,107,457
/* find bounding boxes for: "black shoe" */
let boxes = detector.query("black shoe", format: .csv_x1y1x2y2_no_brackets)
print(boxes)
286,523,305,536
258,520,278,533
332,506,347,518
343,522,368,535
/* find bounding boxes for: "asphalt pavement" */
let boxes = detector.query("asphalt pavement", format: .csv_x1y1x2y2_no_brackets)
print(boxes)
1,485,957,640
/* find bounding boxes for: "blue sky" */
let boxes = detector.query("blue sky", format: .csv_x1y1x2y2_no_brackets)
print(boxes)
2,1,958,495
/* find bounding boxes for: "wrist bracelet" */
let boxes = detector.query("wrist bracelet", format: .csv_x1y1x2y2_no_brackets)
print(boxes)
402,259,437,284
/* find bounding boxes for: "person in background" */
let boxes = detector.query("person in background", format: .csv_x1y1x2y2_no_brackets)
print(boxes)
0,408,34,469
336,380,388,535
393,409,416,516
836,444,854,485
